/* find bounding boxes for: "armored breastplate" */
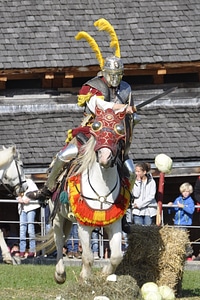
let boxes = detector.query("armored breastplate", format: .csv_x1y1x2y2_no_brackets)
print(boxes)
84,77,110,101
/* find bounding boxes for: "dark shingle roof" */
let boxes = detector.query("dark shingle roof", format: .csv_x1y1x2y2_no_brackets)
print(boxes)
0,87,199,169
0,0,200,70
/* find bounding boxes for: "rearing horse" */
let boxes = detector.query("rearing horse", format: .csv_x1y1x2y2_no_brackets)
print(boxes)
47,105,131,283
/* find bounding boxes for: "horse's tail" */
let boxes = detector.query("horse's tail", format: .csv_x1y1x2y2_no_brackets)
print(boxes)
36,228,55,255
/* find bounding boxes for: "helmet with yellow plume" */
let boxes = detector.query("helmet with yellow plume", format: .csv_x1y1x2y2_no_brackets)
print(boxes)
75,18,124,87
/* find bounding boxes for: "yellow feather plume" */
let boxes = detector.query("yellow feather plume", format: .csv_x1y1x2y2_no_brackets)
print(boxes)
75,31,104,69
94,18,121,58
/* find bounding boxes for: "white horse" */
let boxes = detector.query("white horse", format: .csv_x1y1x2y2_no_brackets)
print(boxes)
41,106,132,283
0,145,27,264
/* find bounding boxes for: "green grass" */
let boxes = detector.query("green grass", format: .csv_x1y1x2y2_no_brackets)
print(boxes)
0,264,199,300
180,270,200,299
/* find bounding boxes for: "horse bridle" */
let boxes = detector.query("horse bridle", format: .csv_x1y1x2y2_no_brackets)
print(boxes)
0,156,27,197
95,138,122,168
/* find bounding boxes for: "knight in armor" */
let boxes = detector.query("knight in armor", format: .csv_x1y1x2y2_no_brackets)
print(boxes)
27,19,137,216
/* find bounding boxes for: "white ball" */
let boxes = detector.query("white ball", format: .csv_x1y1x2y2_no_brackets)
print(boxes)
141,282,159,298
155,153,173,174
144,292,162,300
158,285,175,300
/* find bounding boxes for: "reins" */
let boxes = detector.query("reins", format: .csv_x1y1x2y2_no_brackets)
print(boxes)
13,157,27,195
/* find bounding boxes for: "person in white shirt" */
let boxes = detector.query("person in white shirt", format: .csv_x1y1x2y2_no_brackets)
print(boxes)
17,178,40,258
132,162,157,225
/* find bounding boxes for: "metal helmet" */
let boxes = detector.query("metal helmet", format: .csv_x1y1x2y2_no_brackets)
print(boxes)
102,56,124,87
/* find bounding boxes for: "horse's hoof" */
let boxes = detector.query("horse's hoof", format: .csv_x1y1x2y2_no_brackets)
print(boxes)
54,271,66,284
3,259,13,265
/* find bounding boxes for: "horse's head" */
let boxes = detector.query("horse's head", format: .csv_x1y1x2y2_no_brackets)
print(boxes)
0,146,27,196
90,106,126,168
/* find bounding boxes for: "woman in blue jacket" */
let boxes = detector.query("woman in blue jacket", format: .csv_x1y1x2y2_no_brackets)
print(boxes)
168,182,195,226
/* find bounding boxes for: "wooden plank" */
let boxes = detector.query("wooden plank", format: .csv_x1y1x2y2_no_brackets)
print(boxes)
0,61,199,76
0,81,6,90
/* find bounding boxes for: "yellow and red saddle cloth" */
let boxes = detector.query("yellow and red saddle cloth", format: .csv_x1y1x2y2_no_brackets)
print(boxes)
68,175,131,227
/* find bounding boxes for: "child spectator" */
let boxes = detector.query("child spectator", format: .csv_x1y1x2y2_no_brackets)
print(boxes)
0,223,18,251
194,176,200,203
168,182,195,226
132,162,157,225
10,243,20,257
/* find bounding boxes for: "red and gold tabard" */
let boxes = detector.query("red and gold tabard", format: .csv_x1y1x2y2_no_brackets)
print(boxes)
68,175,131,227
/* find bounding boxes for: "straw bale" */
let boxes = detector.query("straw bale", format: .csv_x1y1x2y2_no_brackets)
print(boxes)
116,225,162,286
157,225,190,292
116,224,190,294
66,273,142,300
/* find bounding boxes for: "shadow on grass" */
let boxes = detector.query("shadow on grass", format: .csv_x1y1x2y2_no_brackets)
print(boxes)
180,288,200,298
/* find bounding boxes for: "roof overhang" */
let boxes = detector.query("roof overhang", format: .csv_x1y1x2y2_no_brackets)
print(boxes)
0,61,200,79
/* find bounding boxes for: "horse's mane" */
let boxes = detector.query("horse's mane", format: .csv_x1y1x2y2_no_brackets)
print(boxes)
69,136,96,177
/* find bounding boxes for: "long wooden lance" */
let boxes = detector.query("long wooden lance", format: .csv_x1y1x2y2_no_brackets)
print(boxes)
124,86,178,157
136,86,178,111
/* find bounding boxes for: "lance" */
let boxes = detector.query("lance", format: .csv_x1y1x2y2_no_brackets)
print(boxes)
136,86,178,111
124,86,177,157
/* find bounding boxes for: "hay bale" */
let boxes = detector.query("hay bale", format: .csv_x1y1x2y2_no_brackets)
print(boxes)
116,225,190,295
158,225,189,293
66,273,142,300
116,225,162,286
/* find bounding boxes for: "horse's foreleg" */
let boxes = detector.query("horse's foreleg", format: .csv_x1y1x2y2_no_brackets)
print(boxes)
78,224,93,280
102,221,123,275
53,215,71,284
0,230,13,264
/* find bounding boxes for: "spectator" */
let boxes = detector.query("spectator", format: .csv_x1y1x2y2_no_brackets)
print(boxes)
193,251,200,261
0,223,18,251
10,243,20,257
66,223,81,259
91,228,100,260
132,162,157,225
194,176,200,203
17,178,40,258
168,182,195,226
